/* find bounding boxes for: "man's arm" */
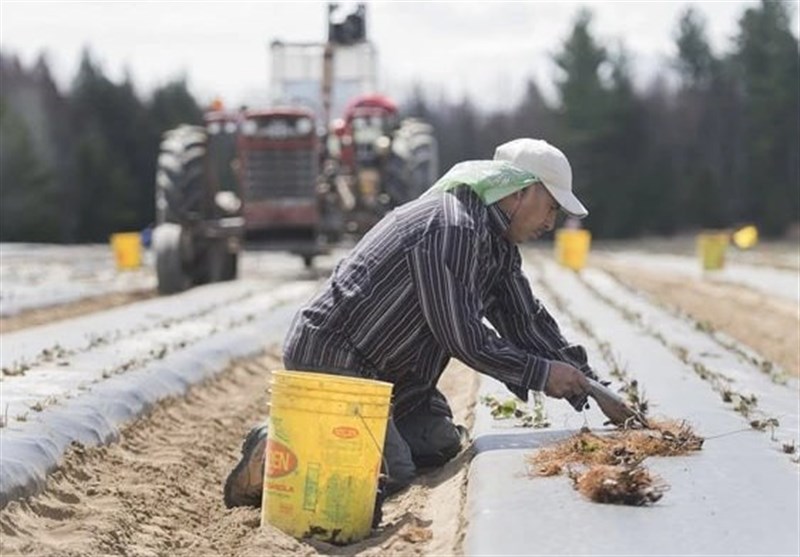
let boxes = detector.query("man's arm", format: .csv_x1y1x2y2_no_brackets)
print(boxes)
486,250,599,380
408,226,551,395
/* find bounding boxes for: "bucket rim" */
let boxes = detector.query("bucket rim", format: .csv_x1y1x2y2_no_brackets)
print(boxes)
273,370,393,391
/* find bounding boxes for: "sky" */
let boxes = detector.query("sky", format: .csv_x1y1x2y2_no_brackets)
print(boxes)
1,1,798,111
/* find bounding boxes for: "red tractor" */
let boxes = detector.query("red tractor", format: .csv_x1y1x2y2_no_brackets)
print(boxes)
326,93,438,234
151,113,243,295
236,106,339,266
151,3,437,294
152,106,335,293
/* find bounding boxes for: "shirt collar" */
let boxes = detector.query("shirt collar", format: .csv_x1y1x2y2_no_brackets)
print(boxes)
487,201,511,237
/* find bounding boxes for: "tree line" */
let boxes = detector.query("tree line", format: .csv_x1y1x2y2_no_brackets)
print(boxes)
1,0,798,242
0,52,203,242
408,1,798,237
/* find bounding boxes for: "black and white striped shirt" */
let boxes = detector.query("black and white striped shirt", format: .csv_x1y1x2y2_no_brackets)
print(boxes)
283,185,596,419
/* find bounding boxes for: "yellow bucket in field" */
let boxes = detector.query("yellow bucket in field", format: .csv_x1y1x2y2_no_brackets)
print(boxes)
555,229,592,271
697,232,729,271
732,225,758,250
262,371,393,545
110,232,142,270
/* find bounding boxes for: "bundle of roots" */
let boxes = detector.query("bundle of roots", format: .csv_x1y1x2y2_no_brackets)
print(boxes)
529,419,703,506
571,464,666,506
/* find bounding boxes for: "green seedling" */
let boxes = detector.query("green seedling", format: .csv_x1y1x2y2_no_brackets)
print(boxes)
618,379,649,418
578,436,602,454
40,343,69,361
481,395,510,418
733,394,759,418
750,417,780,439
481,394,549,428
692,362,712,381
695,320,714,333
2,361,30,377
672,346,689,363
86,333,111,348
531,392,551,429
485,396,518,419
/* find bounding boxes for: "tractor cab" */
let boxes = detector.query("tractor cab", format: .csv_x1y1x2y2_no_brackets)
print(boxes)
343,94,399,171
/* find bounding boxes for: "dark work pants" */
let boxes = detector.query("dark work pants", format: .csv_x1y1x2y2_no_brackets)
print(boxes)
283,360,465,493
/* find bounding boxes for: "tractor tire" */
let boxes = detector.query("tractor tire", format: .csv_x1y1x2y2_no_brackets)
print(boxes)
155,125,209,225
154,125,241,291
153,223,192,295
384,118,439,205
204,241,239,283
223,252,238,281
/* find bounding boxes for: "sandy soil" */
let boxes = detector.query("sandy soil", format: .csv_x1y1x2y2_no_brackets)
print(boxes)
596,260,800,377
0,289,157,334
592,237,799,271
0,347,479,557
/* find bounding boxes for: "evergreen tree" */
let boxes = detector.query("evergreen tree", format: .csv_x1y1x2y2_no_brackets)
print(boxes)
733,0,800,235
148,77,203,132
554,9,647,237
675,7,717,89
512,80,555,143
554,9,608,138
69,50,140,240
671,7,728,230
603,44,648,236
0,50,209,243
0,99,60,241
638,76,680,234
0,54,65,242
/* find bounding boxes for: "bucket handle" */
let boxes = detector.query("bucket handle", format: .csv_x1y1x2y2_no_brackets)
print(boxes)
355,407,391,481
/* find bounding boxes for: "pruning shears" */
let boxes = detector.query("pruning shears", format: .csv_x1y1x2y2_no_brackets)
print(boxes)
586,378,650,429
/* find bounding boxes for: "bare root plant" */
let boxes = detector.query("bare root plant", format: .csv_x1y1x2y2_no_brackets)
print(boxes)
528,420,703,506
570,464,667,506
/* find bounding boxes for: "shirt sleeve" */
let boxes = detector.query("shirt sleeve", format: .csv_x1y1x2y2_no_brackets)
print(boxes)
485,249,599,382
408,226,551,394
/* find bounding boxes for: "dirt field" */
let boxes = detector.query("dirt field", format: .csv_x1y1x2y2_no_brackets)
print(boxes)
0,289,157,334
596,258,799,376
0,348,479,557
594,237,800,271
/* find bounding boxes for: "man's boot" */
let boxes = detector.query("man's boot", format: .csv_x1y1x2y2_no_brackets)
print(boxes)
224,424,268,508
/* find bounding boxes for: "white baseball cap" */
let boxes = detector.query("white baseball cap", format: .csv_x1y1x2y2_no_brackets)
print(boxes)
493,138,588,218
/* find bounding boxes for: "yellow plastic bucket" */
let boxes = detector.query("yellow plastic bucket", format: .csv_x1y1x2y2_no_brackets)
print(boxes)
697,232,729,271
555,229,592,271
262,371,393,545
732,225,758,250
110,232,142,270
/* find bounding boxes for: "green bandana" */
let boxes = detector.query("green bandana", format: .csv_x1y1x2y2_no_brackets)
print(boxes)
424,160,538,205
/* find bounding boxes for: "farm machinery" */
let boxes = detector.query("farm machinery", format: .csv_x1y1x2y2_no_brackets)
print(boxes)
152,3,438,294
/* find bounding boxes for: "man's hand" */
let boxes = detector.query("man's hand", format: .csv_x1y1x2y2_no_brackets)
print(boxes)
544,361,590,400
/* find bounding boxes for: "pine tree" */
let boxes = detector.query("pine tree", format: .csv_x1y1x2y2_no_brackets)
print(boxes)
733,0,800,235
69,50,139,240
554,9,647,237
0,99,59,241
